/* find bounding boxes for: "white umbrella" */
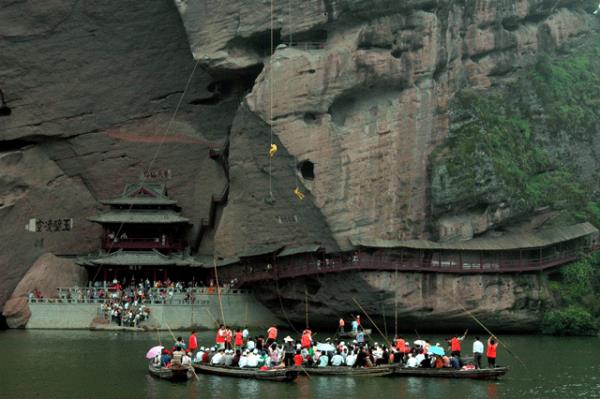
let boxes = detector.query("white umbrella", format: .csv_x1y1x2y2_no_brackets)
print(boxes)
316,343,336,352
413,340,426,346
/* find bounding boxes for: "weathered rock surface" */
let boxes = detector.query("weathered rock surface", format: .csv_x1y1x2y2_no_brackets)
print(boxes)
2,253,87,328
260,270,551,332
179,0,598,250
0,0,240,315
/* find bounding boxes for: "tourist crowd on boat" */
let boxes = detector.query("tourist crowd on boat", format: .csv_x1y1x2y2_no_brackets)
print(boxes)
153,319,499,372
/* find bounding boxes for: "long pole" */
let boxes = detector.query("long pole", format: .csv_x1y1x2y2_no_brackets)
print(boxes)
213,258,226,325
305,290,309,328
394,263,398,338
352,297,392,348
448,296,527,368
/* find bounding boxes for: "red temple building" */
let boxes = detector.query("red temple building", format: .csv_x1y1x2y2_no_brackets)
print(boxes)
78,183,202,282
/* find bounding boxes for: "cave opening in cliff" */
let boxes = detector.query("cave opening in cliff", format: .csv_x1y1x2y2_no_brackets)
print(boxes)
287,29,328,46
298,160,315,180
0,89,11,117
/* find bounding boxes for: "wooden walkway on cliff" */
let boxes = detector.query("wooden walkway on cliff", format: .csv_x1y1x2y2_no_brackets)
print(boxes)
217,223,599,286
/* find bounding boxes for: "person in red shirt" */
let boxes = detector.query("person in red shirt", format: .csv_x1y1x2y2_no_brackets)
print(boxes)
234,328,244,350
225,326,233,350
301,329,312,349
188,331,198,355
447,329,468,357
293,350,304,367
487,336,498,368
267,326,278,345
216,324,226,349
395,336,406,363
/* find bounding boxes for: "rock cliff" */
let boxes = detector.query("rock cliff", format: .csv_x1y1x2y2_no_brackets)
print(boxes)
1,0,599,328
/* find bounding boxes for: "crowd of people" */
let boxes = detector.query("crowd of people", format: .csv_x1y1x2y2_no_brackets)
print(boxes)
153,323,500,371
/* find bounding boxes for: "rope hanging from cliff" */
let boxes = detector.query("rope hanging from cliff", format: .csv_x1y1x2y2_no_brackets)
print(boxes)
268,0,274,200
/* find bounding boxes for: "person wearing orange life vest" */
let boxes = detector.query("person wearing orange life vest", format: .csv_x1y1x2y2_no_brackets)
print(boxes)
188,330,198,357
267,325,278,345
395,336,407,363
234,328,244,350
301,329,312,349
487,336,498,368
225,326,233,350
216,324,226,349
447,329,468,357
338,318,345,333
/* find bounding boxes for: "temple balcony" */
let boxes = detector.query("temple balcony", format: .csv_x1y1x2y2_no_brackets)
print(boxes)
102,237,184,251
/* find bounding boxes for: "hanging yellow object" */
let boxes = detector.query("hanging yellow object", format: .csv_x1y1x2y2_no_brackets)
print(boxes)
293,186,305,200
269,143,278,158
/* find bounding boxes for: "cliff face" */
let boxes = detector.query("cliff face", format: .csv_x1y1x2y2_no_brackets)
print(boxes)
258,271,551,332
177,0,598,253
1,0,598,327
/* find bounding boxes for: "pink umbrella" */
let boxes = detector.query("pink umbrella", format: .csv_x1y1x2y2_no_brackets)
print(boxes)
146,345,164,359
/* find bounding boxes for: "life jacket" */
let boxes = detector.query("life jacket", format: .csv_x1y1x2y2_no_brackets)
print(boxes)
225,330,232,343
267,327,277,340
395,339,406,352
188,334,197,350
234,332,244,346
487,343,497,358
301,333,311,348
216,329,225,343
294,354,303,366
451,337,461,352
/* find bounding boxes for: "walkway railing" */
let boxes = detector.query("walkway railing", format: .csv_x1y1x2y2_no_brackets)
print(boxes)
225,248,584,286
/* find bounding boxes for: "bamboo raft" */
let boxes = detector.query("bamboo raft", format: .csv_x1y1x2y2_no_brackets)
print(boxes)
300,365,394,377
392,366,509,380
148,364,193,382
193,363,299,382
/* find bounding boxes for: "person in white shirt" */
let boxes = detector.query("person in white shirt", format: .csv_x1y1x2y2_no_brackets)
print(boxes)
247,350,259,367
242,328,249,341
406,353,419,368
318,353,329,367
331,352,345,367
224,350,234,366
181,353,192,366
211,349,225,365
415,352,425,365
239,351,249,368
346,351,357,367
246,338,256,351
194,348,205,363
472,337,484,369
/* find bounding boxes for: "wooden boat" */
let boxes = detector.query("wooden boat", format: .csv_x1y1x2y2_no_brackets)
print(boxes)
193,363,299,382
392,366,509,380
337,329,372,339
148,363,193,382
300,365,394,377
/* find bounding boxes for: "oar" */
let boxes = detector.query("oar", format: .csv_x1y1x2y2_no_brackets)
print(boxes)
448,296,527,369
352,297,393,348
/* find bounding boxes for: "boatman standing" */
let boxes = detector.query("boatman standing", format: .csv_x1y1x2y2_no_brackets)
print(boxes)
487,336,498,368
267,325,278,345
472,336,484,369
447,329,468,357
188,330,198,357
216,324,226,349
339,318,345,333
301,329,312,348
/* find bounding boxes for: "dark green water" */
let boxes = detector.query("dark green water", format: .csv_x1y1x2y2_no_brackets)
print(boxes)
1,330,599,399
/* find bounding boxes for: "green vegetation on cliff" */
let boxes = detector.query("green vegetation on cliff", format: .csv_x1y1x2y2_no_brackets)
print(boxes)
544,252,600,335
432,32,600,224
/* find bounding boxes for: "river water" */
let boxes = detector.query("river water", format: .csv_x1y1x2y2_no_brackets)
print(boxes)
1,330,599,399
